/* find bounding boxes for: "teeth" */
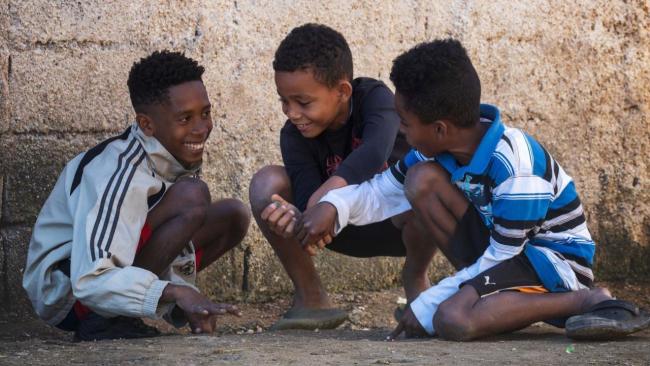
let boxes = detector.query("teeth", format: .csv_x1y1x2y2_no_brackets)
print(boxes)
184,142,204,151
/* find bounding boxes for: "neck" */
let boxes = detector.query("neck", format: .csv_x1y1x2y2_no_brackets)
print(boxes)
327,99,351,131
448,121,488,166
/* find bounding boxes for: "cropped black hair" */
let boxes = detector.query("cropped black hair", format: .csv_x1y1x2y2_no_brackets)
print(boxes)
273,23,353,87
390,39,481,128
128,50,205,111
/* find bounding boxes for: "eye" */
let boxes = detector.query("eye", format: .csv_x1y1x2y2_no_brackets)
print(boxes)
179,115,191,124
297,100,311,107
202,110,211,119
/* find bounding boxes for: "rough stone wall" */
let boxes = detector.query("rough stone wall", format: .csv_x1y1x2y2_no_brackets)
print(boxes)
1,1,648,316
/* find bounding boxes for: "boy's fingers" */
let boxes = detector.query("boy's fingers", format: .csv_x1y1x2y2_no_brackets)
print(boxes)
276,210,295,230
224,305,242,316
260,204,277,221
386,321,405,341
192,305,209,315
316,238,326,249
267,205,287,225
283,219,296,237
270,194,289,205
324,234,333,244
304,244,317,256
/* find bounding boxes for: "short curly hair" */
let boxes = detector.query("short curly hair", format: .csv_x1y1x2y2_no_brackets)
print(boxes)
128,50,205,111
273,23,353,87
390,39,481,128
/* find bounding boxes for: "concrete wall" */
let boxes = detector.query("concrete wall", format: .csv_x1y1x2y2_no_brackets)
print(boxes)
1,1,648,316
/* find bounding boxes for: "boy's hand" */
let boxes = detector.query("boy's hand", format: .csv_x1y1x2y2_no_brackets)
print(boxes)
386,306,428,340
163,284,241,334
260,194,301,238
296,202,337,255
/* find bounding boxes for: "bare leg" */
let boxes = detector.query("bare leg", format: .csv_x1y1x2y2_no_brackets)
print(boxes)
192,198,250,272
249,165,330,309
403,161,474,270
401,162,615,340
133,178,250,275
134,178,211,275
434,285,612,341
392,211,437,302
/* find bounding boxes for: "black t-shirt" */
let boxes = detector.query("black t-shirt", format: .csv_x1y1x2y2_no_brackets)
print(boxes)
280,77,409,211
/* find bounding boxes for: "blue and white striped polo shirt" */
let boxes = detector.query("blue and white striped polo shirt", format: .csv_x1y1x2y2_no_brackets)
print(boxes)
391,104,595,291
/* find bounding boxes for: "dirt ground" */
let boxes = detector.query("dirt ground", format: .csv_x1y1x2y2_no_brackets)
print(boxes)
1,281,648,365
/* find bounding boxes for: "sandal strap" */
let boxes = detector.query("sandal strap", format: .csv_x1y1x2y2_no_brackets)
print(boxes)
588,299,639,315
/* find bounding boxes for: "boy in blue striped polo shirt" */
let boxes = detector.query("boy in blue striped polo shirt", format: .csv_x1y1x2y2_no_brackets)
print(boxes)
295,39,649,340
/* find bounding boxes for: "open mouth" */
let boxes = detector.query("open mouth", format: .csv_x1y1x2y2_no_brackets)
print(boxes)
183,142,205,152
294,122,312,131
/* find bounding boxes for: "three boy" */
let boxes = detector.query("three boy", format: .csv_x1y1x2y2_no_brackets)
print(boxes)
23,26,648,342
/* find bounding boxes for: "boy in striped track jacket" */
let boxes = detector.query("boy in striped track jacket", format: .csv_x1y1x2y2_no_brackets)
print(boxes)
22,51,249,341
296,39,649,341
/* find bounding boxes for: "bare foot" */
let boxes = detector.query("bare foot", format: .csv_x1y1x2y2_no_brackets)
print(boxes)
291,290,333,310
579,287,613,313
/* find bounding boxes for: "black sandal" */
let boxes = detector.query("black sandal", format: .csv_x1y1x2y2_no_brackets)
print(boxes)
566,299,650,341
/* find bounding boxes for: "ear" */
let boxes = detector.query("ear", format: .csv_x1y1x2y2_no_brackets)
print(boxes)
135,112,155,137
336,80,353,102
432,119,448,138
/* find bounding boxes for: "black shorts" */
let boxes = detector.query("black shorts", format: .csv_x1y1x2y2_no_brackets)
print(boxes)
326,218,406,257
453,206,560,297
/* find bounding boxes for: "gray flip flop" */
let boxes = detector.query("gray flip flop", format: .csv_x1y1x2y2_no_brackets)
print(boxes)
269,308,348,331
566,299,650,341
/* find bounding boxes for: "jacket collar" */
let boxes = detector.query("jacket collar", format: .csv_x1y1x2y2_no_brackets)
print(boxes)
131,123,201,182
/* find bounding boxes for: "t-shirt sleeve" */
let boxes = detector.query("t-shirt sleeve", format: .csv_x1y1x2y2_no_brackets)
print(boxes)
333,86,400,184
280,124,323,211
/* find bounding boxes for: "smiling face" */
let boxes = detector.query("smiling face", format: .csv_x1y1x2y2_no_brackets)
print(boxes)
274,69,351,138
137,80,213,168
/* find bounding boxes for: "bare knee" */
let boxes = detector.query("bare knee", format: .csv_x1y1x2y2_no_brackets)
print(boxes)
169,178,211,223
434,299,477,341
221,198,251,242
404,162,450,204
249,165,291,214
170,178,211,206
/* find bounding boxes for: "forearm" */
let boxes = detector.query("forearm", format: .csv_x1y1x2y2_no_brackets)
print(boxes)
320,169,410,234
307,176,348,209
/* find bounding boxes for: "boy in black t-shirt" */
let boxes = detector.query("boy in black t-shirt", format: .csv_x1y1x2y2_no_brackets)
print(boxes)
249,23,432,330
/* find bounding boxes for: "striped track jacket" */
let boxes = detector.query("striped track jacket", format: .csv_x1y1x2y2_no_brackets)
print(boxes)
23,124,200,325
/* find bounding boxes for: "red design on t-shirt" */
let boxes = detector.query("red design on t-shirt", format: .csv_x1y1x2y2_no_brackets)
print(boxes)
326,155,343,177
351,137,363,150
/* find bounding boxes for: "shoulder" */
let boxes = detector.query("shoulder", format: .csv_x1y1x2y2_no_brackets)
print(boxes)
352,77,394,104
491,127,533,176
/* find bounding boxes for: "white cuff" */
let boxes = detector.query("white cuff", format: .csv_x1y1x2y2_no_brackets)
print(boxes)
320,191,350,235
409,295,436,335
143,279,169,318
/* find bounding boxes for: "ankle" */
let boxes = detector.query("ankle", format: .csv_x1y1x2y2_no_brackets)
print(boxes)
579,287,613,313
292,290,331,309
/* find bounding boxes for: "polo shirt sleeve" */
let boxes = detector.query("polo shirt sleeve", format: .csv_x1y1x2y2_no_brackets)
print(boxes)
333,86,400,184
320,148,427,233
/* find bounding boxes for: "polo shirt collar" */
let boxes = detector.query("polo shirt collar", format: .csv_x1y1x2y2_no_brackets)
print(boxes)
437,104,504,181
